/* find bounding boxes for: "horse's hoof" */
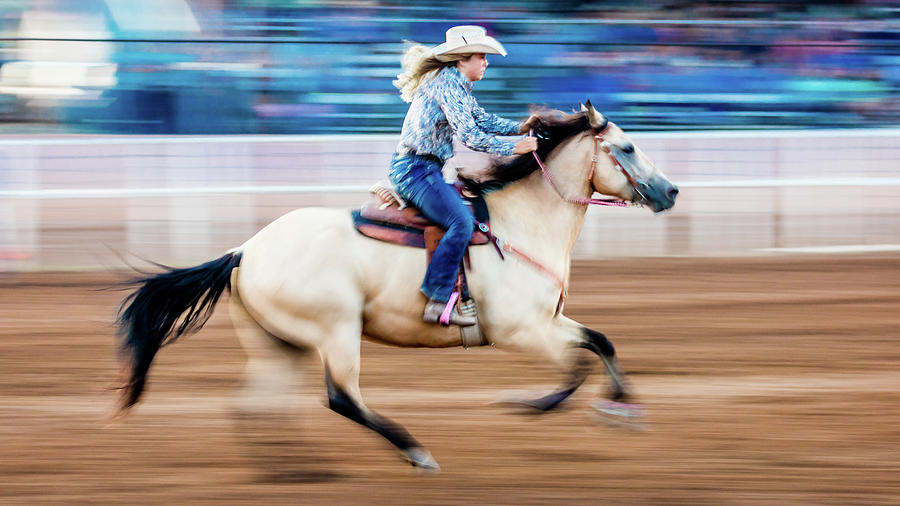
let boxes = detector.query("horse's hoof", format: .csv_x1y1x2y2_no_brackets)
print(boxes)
590,400,648,431
402,447,440,473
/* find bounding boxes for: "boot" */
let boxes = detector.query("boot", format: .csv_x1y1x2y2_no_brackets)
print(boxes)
423,297,477,327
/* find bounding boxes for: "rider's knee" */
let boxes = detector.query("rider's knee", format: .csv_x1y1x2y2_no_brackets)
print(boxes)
446,212,474,235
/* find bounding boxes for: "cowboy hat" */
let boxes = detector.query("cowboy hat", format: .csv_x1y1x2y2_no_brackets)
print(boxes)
431,25,507,62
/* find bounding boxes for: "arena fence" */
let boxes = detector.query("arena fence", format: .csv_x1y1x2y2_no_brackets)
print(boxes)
1,129,898,271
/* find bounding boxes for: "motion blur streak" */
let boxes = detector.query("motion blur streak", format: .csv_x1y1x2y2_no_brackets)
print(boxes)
1,1,899,504
0,1,897,134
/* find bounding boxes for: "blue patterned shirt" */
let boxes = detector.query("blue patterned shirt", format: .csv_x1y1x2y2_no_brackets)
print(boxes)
395,66,522,162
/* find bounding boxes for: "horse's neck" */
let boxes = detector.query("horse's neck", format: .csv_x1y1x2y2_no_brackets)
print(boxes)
485,163,588,275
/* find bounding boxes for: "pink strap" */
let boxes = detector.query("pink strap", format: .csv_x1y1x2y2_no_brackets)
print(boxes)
479,222,566,316
440,292,460,325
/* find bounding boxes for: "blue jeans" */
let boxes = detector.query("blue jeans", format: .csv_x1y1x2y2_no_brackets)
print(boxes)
389,153,474,302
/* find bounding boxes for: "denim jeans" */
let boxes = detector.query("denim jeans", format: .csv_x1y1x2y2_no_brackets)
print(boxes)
389,153,474,302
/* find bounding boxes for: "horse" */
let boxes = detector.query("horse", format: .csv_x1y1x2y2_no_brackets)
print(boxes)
116,102,679,473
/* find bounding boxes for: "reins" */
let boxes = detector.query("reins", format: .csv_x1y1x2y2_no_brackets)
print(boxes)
479,124,644,315
476,221,569,316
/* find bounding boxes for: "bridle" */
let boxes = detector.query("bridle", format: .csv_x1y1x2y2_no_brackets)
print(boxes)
481,123,648,315
530,123,647,207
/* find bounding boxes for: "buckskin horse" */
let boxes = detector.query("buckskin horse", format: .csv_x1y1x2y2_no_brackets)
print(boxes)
116,102,679,472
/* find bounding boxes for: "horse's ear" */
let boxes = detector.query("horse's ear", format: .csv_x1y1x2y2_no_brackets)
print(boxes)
581,100,605,129
579,102,588,113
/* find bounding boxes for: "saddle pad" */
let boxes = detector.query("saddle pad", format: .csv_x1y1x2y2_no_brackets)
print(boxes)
360,199,432,229
358,182,490,229
352,210,490,249
353,210,429,248
352,183,491,249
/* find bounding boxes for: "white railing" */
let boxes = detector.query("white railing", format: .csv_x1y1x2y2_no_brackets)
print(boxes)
1,129,898,270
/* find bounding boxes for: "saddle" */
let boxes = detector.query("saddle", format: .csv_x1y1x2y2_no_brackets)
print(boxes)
351,181,492,348
351,181,491,251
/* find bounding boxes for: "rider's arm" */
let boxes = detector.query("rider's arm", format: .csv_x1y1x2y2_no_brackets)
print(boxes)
471,103,522,136
437,81,516,156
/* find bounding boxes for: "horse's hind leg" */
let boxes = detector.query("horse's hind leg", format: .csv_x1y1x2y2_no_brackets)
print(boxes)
229,286,336,482
229,282,309,413
319,330,440,472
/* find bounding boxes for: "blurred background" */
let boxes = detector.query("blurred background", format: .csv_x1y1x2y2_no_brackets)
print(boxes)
0,0,898,270
0,0,897,134
1,3,899,503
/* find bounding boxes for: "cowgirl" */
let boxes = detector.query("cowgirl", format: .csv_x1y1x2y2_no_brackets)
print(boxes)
391,25,538,326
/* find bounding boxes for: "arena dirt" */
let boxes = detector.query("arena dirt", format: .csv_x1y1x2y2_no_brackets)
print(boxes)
1,255,898,504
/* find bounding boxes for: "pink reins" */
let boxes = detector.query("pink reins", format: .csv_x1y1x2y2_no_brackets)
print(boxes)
484,125,636,314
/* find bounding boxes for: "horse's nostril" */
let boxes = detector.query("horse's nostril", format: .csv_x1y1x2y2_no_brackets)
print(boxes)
668,186,680,200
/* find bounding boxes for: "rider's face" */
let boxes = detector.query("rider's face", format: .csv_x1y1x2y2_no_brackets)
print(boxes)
457,53,488,82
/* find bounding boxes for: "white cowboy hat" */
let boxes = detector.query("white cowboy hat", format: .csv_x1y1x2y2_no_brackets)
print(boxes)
431,25,507,62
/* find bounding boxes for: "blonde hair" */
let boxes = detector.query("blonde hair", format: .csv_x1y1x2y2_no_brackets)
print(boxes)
393,43,469,103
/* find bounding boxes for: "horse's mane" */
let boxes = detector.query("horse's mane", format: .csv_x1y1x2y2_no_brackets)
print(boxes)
459,109,596,194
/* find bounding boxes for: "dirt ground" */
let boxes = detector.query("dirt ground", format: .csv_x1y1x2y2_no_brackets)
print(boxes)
1,255,898,505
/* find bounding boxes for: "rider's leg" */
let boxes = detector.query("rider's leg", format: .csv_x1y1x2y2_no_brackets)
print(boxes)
409,174,475,324
390,155,475,326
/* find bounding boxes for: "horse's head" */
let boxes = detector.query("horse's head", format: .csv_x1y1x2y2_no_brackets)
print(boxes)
465,104,678,213
580,101,678,212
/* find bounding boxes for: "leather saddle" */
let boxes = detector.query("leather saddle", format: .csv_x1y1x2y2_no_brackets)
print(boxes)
351,181,491,251
351,181,493,348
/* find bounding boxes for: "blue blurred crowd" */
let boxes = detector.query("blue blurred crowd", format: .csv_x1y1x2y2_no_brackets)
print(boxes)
0,0,897,134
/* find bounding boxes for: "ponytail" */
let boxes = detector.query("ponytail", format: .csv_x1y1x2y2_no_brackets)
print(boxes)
393,43,464,103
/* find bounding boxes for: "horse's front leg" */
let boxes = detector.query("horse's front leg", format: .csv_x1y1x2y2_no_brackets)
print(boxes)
578,327,631,402
500,319,632,413
501,345,594,412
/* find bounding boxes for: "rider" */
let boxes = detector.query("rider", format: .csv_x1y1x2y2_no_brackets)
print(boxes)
391,25,538,326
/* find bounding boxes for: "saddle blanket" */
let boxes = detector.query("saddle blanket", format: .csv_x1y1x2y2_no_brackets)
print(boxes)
351,183,491,250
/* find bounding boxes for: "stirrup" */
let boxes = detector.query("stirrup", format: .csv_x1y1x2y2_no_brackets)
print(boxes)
457,297,488,348
424,293,476,327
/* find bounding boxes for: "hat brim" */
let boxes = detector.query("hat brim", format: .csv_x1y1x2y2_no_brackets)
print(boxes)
432,36,507,61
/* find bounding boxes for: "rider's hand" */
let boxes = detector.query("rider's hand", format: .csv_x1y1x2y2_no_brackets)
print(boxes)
513,137,538,155
519,114,541,134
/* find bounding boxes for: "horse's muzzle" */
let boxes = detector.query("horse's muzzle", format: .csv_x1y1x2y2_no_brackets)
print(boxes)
644,177,679,212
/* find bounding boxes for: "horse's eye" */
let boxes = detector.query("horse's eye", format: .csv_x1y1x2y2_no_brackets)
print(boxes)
622,144,634,154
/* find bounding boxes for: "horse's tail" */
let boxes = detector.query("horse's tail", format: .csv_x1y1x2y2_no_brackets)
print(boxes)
116,250,243,412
